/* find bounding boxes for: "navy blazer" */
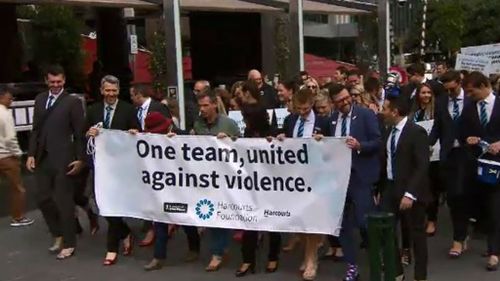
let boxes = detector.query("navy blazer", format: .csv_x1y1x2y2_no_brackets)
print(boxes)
330,105,381,185
430,94,472,161
460,95,500,162
282,112,331,138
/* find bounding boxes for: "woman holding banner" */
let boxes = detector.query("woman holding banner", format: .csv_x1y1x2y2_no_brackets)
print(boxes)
234,95,281,277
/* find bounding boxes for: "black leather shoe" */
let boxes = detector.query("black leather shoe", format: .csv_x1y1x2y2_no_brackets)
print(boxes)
235,263,255,277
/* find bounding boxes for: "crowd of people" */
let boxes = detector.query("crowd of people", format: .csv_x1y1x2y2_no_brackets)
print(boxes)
0,61,499,281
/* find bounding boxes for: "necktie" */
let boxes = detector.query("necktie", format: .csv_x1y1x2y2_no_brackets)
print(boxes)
103,106,113,129
297,117,305,137
46,95,55,109
137,107,144,129
479,100,488,127
390,127,398,176
341,114,348,137
413,109,422,122
452,98,460,120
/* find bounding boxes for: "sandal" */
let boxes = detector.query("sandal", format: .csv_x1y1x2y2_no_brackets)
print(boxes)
205,255,223,272
56,248,76,260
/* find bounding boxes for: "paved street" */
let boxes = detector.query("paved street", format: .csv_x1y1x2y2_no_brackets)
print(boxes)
1,173,500,281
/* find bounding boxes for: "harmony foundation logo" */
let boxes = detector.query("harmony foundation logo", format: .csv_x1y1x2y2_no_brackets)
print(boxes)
196,199,215,220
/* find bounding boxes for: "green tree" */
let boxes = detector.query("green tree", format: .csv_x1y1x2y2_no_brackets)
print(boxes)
32,5,84,89
426,0,465,55
149,31,168,95
462,0,500,46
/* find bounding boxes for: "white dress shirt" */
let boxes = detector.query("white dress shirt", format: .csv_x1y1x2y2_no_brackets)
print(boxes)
334,108,353,137
293,110,315,138
386,117,417,201
476,92,496,124
45,88,64,108
0,104,22,159
138,98,152,130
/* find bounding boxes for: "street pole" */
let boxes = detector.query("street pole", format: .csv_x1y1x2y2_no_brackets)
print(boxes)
163,0,185,129
378,0,390,76
289,0,305,75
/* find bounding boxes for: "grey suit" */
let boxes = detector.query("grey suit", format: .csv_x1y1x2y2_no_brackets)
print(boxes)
28,91,86,248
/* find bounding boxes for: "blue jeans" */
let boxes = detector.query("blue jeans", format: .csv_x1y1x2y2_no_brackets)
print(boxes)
210,228,231,256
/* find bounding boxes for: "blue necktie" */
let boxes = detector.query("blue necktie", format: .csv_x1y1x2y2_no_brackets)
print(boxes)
479,100,488,127
137,107,144,129
46,95,55,109
341,114,348,137
297,117,305,137
103,106,113,129
390,127,398,176
452,98,460,121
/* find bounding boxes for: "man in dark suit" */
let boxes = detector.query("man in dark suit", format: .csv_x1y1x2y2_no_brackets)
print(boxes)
401,63,444,108
26,65,85,259
429,70,473,258
325,84,381,281
380,96,430,281
129,83,171,131
277,87,329,281
460,71,500,271
86,75,137,265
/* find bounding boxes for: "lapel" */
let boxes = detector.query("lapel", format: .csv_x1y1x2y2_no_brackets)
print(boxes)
97,102,105,124
288,114,299,137
109,100,121,128
350,106,359,136
396,121,411,154
330,111,339,135
488,97,500,128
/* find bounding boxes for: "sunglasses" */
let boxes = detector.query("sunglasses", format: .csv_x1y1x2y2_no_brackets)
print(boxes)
307,85,317,89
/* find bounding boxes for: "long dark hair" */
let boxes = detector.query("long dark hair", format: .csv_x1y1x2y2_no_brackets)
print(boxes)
241,103,271,137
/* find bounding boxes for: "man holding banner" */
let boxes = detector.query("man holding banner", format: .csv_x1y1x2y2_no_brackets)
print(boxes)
324,84,381,281
191,90,240,272
278,87,330,281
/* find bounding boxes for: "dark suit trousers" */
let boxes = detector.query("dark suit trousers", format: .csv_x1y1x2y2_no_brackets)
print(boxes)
241,231,281,264
442,148,472,241
381,181,428,280
484,183,500,256
106,217,131,253
339,177,375,265
35,157,76,248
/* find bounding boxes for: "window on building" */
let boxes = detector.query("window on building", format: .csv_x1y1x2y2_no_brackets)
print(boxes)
304,14,329,24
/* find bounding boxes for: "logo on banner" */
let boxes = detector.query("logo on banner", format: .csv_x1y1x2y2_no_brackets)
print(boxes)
164,202,188,213
196,199,215,220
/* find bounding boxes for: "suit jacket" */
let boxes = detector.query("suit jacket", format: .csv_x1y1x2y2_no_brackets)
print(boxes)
383,120,431,203
135,99,172,130
259,84,280,110
460,95,500,162
282,112,330,138
28,91,85,168
86,100,137,131
429,94,472,161
330,105,381,185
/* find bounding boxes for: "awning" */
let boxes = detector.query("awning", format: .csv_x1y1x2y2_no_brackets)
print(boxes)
275,0,370,14
180,0,281,13
0,0,159,9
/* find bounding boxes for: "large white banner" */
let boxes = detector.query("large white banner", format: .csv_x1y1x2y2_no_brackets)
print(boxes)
94,130,351,235
461,43,500,74
416,120,440,162
455,54,492,76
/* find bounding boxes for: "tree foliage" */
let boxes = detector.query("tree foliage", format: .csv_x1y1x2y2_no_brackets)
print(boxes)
32,5,84,89
149,31,168,95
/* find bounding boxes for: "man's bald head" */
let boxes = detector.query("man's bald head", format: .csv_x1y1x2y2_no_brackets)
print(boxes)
193,80,210,94
248,69,263,87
